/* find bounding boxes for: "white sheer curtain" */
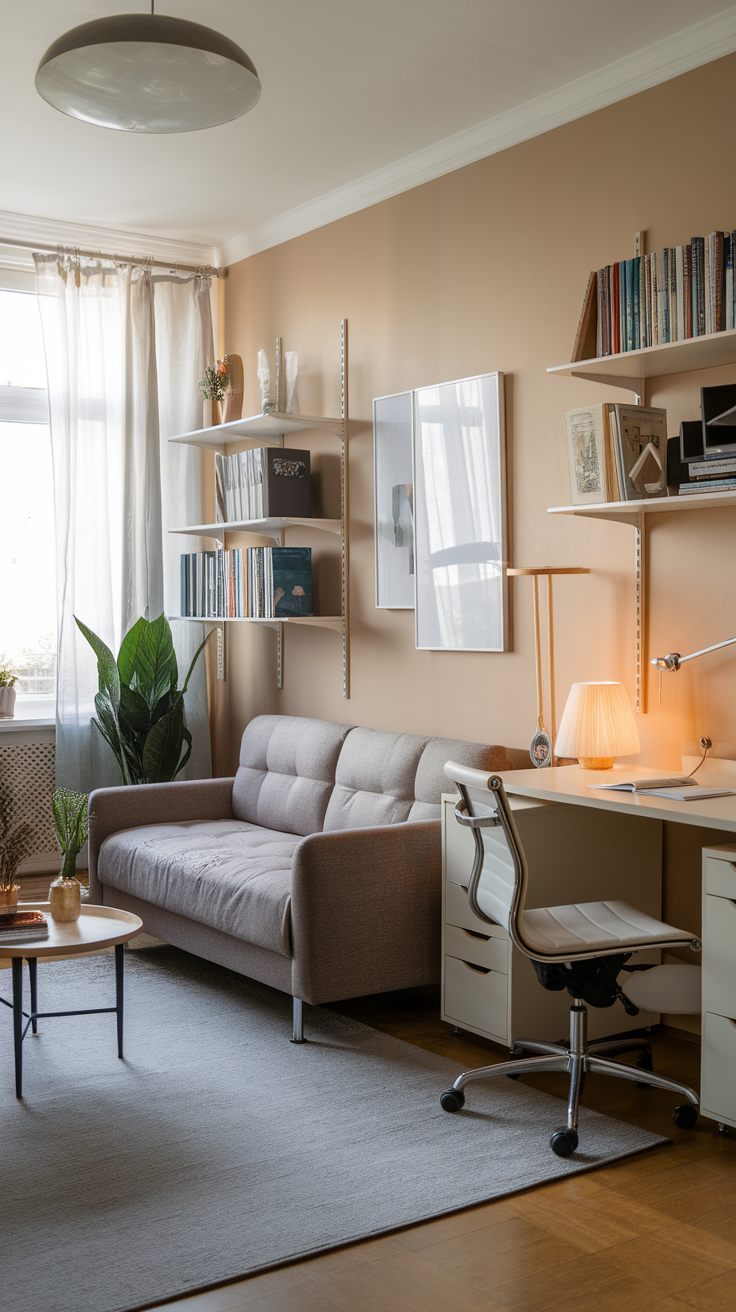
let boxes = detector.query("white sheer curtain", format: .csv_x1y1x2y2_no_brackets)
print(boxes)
34,254,212,791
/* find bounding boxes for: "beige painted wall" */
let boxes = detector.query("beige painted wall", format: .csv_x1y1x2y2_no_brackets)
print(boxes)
219,52,736,755
214,53,736,946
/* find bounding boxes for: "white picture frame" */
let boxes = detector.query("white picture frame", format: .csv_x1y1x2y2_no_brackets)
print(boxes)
373,390,415,609
413,372,507,652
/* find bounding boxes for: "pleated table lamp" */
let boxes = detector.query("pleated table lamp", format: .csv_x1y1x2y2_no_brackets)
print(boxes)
554,682,640,769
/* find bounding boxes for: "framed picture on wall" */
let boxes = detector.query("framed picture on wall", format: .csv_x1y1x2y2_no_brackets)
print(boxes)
373,390,415,609
413,372,507,651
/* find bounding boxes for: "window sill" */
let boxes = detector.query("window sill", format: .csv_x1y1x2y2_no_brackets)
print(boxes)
0,717,55,732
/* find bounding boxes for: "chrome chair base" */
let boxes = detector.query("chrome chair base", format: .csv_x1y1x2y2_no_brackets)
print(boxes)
440,998,699,1157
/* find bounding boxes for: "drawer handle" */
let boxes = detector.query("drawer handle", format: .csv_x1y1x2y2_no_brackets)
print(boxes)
462,960,491,975
461,928,491,943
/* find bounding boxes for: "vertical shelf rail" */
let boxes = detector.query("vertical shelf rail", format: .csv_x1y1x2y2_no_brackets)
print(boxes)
341,318,350,699
634,509,647,715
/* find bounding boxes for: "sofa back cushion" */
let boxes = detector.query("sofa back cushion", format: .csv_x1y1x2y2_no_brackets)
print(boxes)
408,737,511,820
323,728,429,831
232,715,354,836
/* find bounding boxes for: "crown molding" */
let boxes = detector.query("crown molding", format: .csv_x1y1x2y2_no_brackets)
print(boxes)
220,5,736,266
0,210,218,270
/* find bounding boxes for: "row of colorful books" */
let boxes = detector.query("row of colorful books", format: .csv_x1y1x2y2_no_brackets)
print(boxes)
180,547,313,619
593,232,736,357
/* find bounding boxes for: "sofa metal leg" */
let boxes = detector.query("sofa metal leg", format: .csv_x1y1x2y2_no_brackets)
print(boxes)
291,997,305,1044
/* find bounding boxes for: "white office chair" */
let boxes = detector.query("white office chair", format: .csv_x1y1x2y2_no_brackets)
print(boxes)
441,763,701,1157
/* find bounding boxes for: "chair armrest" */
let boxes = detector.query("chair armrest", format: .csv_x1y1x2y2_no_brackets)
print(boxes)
290,820,441,1005
87,777,235,904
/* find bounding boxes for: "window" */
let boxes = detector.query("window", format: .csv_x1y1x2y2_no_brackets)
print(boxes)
0,287,56,721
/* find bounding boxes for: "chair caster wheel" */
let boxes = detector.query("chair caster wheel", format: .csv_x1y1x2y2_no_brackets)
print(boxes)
635,1048,653,1089
673,1104,698,1130
550,1128,578,1158
440,1088,465,1113
718,1123,730,1136
507,1047,524,1079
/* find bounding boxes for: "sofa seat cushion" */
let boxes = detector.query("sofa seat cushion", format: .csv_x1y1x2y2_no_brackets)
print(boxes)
98,819,300,956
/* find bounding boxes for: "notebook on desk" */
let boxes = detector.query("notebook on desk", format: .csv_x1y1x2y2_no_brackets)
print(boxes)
590,777,736,801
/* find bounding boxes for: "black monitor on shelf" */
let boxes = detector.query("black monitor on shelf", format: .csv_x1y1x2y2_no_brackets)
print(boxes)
702,384,736,458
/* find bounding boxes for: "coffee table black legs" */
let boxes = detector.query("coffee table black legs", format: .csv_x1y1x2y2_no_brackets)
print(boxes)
12,957,23,1099
8,948,127,1097
115,943,124,1059
28,958,38,1035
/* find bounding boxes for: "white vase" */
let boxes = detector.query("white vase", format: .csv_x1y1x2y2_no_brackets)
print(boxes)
0,686,16,719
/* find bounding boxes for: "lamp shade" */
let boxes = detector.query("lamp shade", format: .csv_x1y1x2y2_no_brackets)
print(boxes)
35,14,261,133
555,682,640,769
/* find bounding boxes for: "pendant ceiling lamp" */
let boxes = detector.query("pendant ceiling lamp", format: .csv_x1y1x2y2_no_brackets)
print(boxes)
35,4,261,133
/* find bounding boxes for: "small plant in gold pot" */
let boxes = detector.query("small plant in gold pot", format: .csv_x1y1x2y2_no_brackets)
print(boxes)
49,789,89,923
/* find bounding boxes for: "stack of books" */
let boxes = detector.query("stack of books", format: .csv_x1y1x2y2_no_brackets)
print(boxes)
588,231,736,357
214,448,311,523
562,403,667,505
0,910,49,946
180,546,313,619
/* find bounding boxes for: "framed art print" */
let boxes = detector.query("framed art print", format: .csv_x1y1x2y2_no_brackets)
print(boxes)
413,372,507,651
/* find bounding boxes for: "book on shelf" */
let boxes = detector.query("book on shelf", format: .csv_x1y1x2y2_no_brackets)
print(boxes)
582,229,736,362
214,448,312,524
0,910,49,944
180,546,313,619
562,403,667,504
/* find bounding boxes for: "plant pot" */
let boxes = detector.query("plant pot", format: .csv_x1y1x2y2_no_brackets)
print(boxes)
0,885,19,907
0,686,16,719
49,875,82,923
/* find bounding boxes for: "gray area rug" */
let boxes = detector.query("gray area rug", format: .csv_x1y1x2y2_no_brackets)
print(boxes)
0,946,666,1312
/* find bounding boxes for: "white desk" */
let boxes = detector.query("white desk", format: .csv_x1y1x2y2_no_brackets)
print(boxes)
493,765,736,1133
497,763,736,833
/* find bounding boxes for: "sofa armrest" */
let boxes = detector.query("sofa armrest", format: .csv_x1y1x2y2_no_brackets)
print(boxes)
290,820,441,1006
88,777,235,904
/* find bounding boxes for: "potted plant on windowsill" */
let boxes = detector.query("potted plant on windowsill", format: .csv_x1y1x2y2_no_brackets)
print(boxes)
49,788,89,923
0,662,18,719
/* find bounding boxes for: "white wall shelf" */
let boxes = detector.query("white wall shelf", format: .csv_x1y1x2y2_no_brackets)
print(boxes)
168,322,350,695
170,517,342,543
169,410,343,450
548,327,736,394
549,489,736,524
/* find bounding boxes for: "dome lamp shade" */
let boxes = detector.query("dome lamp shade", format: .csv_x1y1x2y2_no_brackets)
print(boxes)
35,13,261,133
554,681,640,770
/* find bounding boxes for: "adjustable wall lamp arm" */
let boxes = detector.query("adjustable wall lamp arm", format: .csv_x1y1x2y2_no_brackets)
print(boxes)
651,635,736,673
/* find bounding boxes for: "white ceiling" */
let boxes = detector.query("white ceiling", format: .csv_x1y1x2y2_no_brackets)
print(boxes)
2,1,736,266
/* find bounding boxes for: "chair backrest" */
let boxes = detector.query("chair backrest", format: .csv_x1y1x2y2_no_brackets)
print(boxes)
444,760,531,956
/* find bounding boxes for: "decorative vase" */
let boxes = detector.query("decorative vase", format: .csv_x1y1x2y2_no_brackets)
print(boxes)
0,884,19,907
49,875,82,923
0,686,16,719
221,353,244,424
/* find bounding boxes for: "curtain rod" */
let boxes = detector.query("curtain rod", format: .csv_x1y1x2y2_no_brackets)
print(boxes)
0,235,228,278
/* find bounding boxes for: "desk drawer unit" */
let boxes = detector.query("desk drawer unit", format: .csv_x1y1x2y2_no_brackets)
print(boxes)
701,847,736,1130
444,954,508,1041
445,923,508,974
701,1012,736,1128
702,893,736,1017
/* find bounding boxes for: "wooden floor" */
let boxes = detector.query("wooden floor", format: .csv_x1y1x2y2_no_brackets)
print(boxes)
123,981,736,1312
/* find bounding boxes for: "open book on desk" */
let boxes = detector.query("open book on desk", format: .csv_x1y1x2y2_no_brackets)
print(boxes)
590,777,736,801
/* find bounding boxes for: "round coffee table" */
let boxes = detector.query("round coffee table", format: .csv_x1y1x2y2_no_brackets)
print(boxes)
0,902,143,1098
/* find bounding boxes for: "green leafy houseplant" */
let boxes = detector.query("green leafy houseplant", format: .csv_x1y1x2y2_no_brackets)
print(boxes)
53,788,89,879
75,613,212,786
0,667,18,688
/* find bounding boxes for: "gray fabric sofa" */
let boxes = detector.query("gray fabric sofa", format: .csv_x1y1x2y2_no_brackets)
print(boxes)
88,714,525,1039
